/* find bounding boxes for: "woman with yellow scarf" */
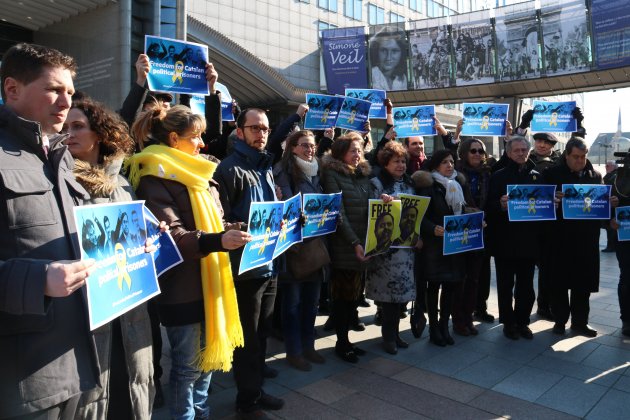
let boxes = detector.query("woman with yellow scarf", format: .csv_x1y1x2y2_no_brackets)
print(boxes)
127,104,250,420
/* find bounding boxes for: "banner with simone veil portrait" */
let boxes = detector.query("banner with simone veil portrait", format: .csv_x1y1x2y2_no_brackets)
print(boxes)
364,199,401,258
321,27,368,95
443,211,484,256
74,201,160,330
461,103,509,136
145,35,210,95
562,184,611,220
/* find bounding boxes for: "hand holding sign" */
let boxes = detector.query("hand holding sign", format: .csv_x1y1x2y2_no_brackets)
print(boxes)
45,259,96,297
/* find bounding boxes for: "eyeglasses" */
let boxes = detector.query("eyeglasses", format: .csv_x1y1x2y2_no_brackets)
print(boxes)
243,125,271,134
469,148,484,154
298,143,316,150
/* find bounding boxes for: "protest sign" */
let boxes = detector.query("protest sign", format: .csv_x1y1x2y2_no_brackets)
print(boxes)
443,211,484,255
507,184,556,222
391,194,430,248
364,199,401,257
562,184,611,220
392,105,436,137
302,193,342,238
461,103,509,136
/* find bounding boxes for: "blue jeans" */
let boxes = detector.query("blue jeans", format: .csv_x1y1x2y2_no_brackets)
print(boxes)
281,276,321,356
166,323,212,420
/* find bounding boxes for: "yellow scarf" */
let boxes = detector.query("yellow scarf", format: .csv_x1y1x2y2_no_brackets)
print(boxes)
126,144,243,372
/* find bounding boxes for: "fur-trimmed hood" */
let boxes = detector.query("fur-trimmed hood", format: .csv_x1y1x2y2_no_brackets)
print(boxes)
411,170,467,190
73,153,126,198
321,153,372,177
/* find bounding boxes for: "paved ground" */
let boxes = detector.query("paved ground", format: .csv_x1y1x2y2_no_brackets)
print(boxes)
154,235,630,419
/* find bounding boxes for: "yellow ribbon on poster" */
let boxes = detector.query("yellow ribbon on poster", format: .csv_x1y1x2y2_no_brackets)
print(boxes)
528,197,537,214
318,209,329,228
348,110,357,124
114,243,132,290
412,117,419,131
583,197,592,212
550,112,558,127
259,227,271,255
172,61,184,84
278,219,288,243
321,109,330,123
481,115,490,130
462,227,469,244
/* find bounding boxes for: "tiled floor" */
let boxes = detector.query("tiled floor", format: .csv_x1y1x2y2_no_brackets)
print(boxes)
154,235,630,419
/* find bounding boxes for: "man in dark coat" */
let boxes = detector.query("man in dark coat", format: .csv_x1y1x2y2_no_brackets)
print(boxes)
544,137,613,337
486,136,542,340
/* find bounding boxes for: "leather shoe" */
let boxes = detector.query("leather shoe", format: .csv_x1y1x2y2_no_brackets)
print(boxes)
571,324,597,337
383,341,397,355
429,325,446,347
303,349,325,364
474,311,495,323
335,343,358,363
395,336,409,348
519,325,534,340
503,326,519,340
350,344,366,356
552,323,565,335
453,324,470,336
257,392,284,410
262,365,278,379
286,355,311,372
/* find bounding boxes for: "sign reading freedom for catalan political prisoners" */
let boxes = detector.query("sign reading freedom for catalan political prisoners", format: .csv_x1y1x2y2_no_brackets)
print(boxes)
443,211,484,256
145,35,209,95
562,184,611,220
304,94,345,130
345,89,386,119
364,199,401,258
393,105,436,137
391,193,430,249
461,103,509,136
531,100,577,133
143,206,183,277
507,184,557,222
302,192,342,238
336,96,372,132
238,195,304,275
616,206,630,241
74,201,160,330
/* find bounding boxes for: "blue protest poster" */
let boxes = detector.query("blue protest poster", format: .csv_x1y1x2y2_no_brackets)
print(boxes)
336,97,372,131
461,103,509,136
345,89,386,119
364,199,402,257
145,35,209,95
392,194,430,248
304,94,344,130
74,201,160,330
238,201,284,275
507,184,556,222
562,184,611,220
302,193,342,238
189,95,205,116
392,105,436,137
143,206,183,277
443,211,484,256
273,194,303,259
215,82,235,122
531,100,577,133
616,206,630,241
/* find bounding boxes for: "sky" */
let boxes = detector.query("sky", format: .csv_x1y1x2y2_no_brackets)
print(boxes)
583,87,630,146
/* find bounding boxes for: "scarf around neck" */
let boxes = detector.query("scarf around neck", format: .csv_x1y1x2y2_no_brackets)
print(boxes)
432,170,466,215
294,155,318,177
126,144,243,372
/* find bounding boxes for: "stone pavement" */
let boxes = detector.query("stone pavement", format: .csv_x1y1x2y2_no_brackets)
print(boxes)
154,236,630,419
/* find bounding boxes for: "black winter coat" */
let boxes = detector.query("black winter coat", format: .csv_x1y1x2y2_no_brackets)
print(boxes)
543,158,603,292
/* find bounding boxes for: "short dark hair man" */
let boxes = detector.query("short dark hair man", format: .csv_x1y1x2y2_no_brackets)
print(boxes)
213,108,285,417
0,43,97,418
403,136,426,174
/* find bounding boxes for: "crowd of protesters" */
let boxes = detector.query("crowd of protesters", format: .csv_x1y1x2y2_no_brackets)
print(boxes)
1,42,628,420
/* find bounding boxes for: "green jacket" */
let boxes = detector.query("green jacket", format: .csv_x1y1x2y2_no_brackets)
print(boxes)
321,154,372,271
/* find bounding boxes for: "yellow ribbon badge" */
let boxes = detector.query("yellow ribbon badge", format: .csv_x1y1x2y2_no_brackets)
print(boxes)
528,197,537,214
115,243,132,290
583,197,592,212
348,110,357,124
318,209,329,228
258,227,271,255
172,61,184,84
321,109,330,123
550,112,558,127
481,115,490,130
278,219,288,243
412,117,419,131
462,228,469,244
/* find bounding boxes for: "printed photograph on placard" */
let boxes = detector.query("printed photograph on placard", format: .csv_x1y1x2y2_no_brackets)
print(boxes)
443,212,485,256
540,0,591,76
304,94,344,130
461,103,509,136
392,105,437,137
302,193,342,238
345,89,386,119
562,184,611,220
238,201,284,275
336,97,372,132
507,184,557,222
494,4,540,82
272,194,303,259
408,19,452,89
368,23,409,92
450,10,496,86
391,194,430,248
364,199,401,257
531,100,577,133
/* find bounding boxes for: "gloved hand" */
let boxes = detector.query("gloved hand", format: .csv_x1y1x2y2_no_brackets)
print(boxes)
518,109,535,129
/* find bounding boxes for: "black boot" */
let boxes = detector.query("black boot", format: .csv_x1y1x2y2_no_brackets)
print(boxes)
429,322,446,347
440,318,454,345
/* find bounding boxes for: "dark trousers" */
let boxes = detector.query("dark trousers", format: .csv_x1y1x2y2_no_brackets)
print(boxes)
453,251,482,326
426,282,457,324
617,241,630,322
495,257,536,327
147,299,163,381
551,287,590,326
233,276,277,409
11,395,81,420
413,252,427,313
107,319,132,419
474,253,491,313
536,253,553,311
381,302,400,343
